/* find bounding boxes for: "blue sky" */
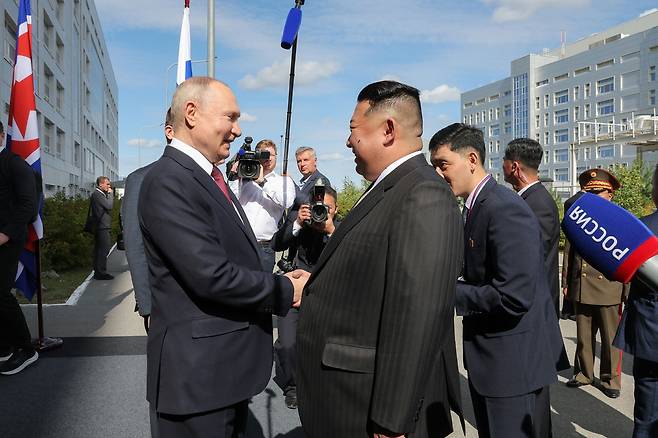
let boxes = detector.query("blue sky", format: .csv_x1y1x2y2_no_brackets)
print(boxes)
94,0,658,188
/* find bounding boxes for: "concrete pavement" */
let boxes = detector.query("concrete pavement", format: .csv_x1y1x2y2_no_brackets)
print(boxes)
0,249,636,437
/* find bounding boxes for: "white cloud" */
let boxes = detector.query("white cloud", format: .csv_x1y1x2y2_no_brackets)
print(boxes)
640,8,658,17
239,60,340,90
241,112,257,122
127,138,162,148
420,85,461,104
483,0,590,23
318,153,348,161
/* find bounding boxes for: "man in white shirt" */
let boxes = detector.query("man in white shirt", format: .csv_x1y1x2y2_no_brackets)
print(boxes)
229,139,296,272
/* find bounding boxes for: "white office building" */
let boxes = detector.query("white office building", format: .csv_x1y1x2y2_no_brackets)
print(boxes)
0,0,118,197
461,11,658,198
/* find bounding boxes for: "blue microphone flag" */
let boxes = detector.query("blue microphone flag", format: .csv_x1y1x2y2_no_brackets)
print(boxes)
281,7,302,49
562,193,658,283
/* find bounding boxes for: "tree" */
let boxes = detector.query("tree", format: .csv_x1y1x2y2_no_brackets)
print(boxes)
613,159,653,218
336,177,369,221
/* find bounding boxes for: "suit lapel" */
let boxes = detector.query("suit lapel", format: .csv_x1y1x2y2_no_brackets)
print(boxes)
520,181,541,201
164,147,260,256
309,154,426,282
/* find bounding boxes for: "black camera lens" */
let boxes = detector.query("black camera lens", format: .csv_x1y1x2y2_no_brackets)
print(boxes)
311,204,329,223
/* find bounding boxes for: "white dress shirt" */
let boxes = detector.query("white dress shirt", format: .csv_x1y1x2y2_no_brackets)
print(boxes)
229,171,296,241
517,180,540,197
354,150,423,208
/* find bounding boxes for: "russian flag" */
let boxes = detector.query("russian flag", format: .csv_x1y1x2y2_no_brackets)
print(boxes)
7,0,42,301
176,0,192,85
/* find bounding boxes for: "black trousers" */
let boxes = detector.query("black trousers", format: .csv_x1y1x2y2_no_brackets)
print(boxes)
93,228,111,275
0,240,32,350
274,307,299,394
633,357,658,438
469,382,552,438
156,400,248,438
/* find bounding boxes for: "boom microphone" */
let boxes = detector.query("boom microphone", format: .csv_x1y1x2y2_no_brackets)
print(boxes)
562,193,658,287
281,7,303,49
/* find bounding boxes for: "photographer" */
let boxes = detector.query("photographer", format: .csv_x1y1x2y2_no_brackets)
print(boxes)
271,182,338,409
228,139,296,272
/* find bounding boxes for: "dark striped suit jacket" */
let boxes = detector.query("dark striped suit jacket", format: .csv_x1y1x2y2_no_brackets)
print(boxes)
297,154,463,437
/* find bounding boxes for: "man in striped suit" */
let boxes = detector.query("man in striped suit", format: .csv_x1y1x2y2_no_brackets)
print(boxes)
296,81,463,438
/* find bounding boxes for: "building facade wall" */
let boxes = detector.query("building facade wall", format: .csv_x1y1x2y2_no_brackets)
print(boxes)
461,11,658,198
1,0,118,197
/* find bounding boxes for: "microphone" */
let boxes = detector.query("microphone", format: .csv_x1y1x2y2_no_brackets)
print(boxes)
281,7,303,49
562,192,658,287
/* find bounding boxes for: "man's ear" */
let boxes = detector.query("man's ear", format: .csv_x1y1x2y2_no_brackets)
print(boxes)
383,118,395,145
184,101,197,128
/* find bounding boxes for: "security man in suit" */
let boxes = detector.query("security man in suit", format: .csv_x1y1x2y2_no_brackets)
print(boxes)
564,168,628,399
294,146,331,201
90,176,114,280
502,138,561,316
431,123,568,438
271,184,339,409
614,163,658,437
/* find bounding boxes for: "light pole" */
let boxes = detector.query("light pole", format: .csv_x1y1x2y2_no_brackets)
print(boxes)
163,58,218,112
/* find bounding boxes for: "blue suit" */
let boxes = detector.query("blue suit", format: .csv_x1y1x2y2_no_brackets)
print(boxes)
456,178,568,437
614,210,658,437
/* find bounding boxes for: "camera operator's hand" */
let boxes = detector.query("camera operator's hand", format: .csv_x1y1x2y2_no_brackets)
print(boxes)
296,204,312,226
254,164,265,185
311,213,336,236
230,160,239,175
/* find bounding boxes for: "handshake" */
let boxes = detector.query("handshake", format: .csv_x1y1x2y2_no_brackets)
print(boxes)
283,269,310,308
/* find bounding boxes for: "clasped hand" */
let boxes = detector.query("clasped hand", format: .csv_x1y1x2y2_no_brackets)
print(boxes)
284,269,310,308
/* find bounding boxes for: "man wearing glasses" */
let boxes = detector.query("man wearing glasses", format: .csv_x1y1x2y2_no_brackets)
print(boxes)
229,139,296,272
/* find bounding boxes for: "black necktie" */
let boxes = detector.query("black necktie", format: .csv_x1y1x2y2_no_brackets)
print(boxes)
462,205,469,226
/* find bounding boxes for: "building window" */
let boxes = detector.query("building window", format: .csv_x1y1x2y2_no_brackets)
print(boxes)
555,168,569,182
513,73,529,138
650,89,656,106
544,131,549,145
554,89,568,105
584,83,591,98
573,86,580,100
544,94,549,108
554,149,568,162
597,77,614,95
482,110,486,123
585,104,591,118
598,145,614,158
544,113,549,127
475,113,480,124
536,79,549,87
554,129,569,143
544,151,549,163
504,104,511,117
4,16,17,65
555,109,569,124
597,99,615,116
496,140,500,152
495,107,500,120
489,108,493,121
584,147,591,160
535,96,540,109
489,141,493,153
574,106,580,121
468,114,473,125
504,121,511,135
490,124,500,136
650,66,656,82
575,66,590,76
535,115,540,129
536,132,540,142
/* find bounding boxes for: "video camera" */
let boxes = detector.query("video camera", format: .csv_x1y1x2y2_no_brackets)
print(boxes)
237,137,270,180
306,178,329,224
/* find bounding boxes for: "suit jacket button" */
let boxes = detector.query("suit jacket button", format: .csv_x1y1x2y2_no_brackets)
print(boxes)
583,263,588,267
598,275,603,279
582,273,587,278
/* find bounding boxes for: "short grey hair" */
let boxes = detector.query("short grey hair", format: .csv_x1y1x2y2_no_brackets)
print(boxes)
295,146,316,158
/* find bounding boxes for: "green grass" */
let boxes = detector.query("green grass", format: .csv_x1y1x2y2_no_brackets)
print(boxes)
17,267,91,305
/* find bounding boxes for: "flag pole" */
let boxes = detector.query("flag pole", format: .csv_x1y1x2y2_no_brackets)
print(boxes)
208,0,215,78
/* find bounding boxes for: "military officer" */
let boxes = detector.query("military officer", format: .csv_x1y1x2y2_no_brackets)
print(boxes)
564,168,628,399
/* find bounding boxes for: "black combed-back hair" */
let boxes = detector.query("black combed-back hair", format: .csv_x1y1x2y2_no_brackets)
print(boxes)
428,123,486,165
357,80,423,136
503,138,544,171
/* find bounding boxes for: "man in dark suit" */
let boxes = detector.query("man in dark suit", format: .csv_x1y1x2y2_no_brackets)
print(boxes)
502,138,560,316
561,189,585,320
614,164,658,437
0,122,39,375
271,185,339,409
296,81,463,437
138,77,305,438
294,146,331,202
430,123,568,438
122,109,174,335
90,175,114,280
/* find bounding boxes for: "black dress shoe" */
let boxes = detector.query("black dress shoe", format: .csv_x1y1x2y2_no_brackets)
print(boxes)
285,393,297,409
94,273,114,280
602,388,620,398
566,379,590,388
